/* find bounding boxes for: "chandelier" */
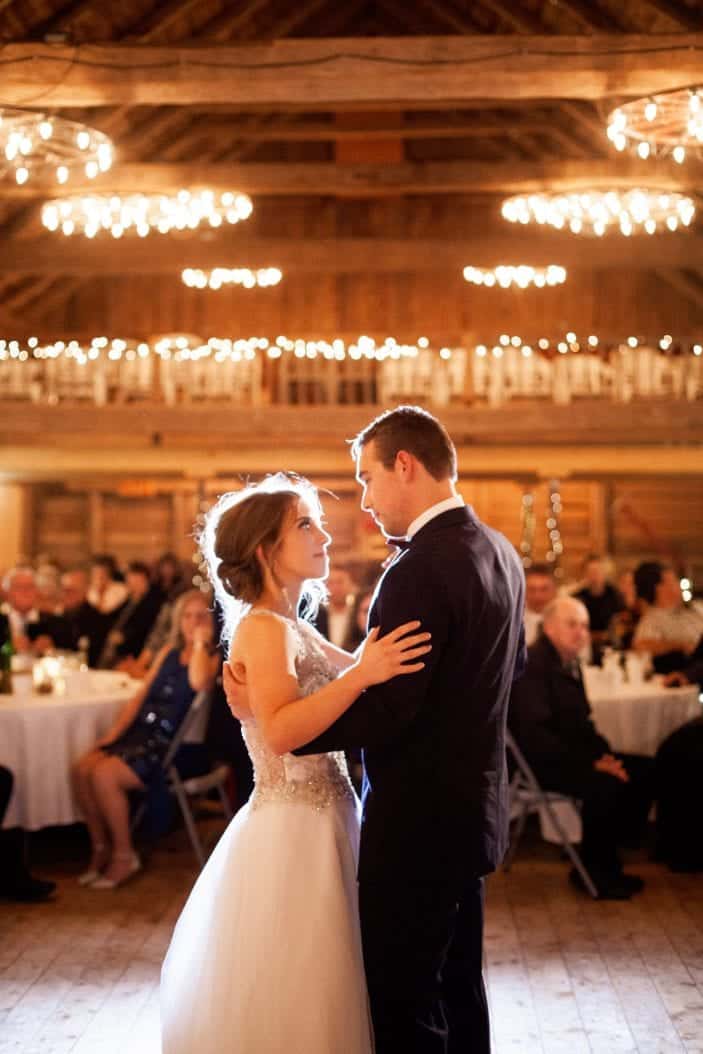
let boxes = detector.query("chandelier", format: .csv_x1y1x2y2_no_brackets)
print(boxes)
607,87,703,162
0,108,113,185
41,189,253,238
462,265,567,289
182,268,283,290
501,190,695,236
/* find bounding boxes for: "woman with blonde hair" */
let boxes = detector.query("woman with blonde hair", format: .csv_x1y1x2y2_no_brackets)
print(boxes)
72,589,220,888
160,473,429,1054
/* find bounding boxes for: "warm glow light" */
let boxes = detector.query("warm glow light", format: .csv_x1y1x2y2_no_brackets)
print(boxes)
41,189,252,237
0,108,112,185
182,267,282,290
501,190,695,236
462,265,566,289
606,88,703,162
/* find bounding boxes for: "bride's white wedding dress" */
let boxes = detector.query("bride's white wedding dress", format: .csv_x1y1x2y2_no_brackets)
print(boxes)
160,612,373,1054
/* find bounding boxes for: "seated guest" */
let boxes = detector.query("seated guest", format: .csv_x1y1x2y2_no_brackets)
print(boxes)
1,566,44,652
509,596,653,899
154,552,188,602
88,554,128,615
661,634,703,690
632,561,703,669
97,561,164,669
654,716,703,872
523,563,557,646
31,569,110,667
0,765,56,902
313,564,357,647
343,587,375,653
608,569,641,651
72,590,220,888
574,554,625,654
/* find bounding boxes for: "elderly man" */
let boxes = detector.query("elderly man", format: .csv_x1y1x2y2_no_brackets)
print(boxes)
2,566,43,652
33,569,110,667
509,596,653,899
523,563,557,646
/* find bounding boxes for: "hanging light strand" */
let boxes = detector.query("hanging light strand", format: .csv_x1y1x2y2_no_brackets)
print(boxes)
501,190,695,237
607,87,703,164
0,108,112,186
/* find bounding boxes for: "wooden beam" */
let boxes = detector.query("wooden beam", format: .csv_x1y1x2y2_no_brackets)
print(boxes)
549,0,625,33
2,232,701,275
473,0,547,34
638,0,703,31
4,158,703,199
655,269,703,311
1,37,702,107
124,0,207,43
101,114,565,143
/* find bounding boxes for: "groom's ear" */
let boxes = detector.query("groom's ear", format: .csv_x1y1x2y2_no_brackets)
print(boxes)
395,450,414,479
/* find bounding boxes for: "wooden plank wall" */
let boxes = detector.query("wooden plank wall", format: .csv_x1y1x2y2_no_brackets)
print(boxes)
47,198,703,339
61,270,703,343
30,476,703,582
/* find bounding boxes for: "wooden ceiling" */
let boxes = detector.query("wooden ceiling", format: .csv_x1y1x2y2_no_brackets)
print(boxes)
1,0,703,335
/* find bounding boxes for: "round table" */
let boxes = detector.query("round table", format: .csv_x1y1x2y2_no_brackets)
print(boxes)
583,670,701,756
0,670,139,830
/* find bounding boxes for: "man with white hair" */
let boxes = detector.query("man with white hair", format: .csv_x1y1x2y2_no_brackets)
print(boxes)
2,566,42,652
509,596,653,899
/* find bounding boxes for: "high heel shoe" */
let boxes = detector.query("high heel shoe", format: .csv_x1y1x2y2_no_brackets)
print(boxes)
89,851,142,890
77,844,108,885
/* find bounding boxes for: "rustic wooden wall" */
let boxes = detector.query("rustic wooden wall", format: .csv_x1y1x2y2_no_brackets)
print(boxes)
28,475,703,584
44,198,703,341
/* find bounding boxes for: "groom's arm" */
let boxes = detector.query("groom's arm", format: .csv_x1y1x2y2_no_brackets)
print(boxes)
293,557,451,755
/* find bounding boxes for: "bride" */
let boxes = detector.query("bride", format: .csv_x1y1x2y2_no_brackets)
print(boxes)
160,474,430,1054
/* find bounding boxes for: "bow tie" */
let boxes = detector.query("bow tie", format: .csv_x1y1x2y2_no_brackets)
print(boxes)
387,536,411,551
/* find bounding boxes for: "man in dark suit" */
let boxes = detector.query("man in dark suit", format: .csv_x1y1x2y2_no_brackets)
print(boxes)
509,595,653,899
296,406,526,1054
98,561,164,668
30,569,110,667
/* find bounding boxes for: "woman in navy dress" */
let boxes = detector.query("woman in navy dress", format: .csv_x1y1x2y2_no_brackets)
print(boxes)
72,589,220,888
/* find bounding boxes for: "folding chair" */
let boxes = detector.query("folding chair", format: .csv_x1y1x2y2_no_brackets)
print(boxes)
132,689,234,867
504,730,599,898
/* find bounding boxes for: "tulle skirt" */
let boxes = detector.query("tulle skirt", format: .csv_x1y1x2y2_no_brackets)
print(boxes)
160,794,373,1054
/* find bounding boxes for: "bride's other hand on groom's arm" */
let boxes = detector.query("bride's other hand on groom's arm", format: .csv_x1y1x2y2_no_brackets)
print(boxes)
223,661,254,721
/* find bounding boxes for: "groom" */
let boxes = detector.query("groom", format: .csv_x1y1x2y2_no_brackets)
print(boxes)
297,406,526,1053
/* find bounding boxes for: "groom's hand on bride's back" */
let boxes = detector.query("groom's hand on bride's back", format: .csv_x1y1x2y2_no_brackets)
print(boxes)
222,661,254,721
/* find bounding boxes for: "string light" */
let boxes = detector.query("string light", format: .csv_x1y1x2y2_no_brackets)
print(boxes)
0,108,112,185
501,190,695,237
182,268,282,290
520,491,536,568
607,87,703,162
545,481,564,579
462,265,566,289
3,333,703,363
41,189,252,238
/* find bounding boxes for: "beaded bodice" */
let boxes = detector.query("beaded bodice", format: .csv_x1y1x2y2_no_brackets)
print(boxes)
240,612,355,811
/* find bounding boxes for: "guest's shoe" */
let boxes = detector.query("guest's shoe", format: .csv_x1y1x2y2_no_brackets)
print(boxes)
569,867,634,900
0,876,57,902
619,872,645,894
89,851,141,890
77,844,109,885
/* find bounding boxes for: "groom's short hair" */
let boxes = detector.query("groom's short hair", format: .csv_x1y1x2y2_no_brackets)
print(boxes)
351,405,457,482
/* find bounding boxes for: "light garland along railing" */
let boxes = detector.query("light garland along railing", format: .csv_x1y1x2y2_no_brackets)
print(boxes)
0,108,113,186
1,334,702,364
607,87,703,163
501,190,695,237
41,189,252,238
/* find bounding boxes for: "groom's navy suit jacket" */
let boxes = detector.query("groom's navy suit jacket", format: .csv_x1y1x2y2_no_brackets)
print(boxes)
297,506,526,883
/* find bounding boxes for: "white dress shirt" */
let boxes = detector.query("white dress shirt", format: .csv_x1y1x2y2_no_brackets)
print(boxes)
405,495,465,541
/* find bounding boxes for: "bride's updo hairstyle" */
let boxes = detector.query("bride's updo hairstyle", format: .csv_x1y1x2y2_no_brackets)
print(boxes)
199,472,326,648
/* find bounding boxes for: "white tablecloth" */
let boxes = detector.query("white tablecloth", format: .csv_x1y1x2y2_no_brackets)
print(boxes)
584,670,701,757
0,670,138,830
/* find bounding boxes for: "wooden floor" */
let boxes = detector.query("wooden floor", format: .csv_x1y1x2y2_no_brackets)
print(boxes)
1,822,702,1054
